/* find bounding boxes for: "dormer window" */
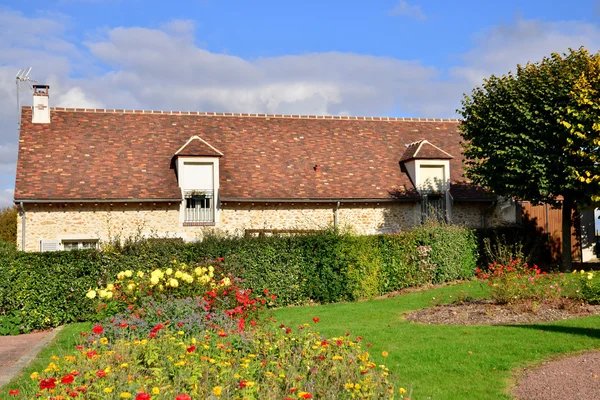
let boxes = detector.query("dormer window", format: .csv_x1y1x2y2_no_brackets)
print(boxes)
399,140,453,223
174,136,223,226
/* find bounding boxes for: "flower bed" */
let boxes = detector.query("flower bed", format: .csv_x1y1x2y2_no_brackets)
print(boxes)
4,266,404,399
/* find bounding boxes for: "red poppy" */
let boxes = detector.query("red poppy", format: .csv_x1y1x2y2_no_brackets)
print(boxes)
186,346,196,353
8,389,19,396
96,370,106,378
136,393,151,400
61,374,74,384
92,325,103,335
39,378,57,390
313,317,320,323
175,395,191,400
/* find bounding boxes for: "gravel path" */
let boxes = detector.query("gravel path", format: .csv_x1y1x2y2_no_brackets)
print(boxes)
513,352,600,399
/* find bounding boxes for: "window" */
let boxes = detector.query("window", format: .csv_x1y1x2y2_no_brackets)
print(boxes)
420,193,447,223
62,240,98,251
184,190,214,225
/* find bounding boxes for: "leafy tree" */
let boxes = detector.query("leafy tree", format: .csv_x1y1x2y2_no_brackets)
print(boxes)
458,47,600,271
0,206,17,247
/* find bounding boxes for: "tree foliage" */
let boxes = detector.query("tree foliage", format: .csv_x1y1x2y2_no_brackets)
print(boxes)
458,47,600,270
0,206,17,247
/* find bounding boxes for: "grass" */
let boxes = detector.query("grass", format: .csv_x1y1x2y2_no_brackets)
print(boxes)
0,322,91,397
3,282,600,399
273,282,600,399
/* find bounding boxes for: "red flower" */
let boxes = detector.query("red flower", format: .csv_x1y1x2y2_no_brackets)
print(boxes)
96,370,106,378
271,294,277,300
148,332,157,339
186,346,196,353
263,289,269,295
8,389,19,396
250,320,257,326
40,378,57,390
301,393,313,399
313,317,320,323
177,322,184,327
136,393,151,400
285,328,292,334
290,388,298,393
71,370,80,376
119,323,128,329
61,374,75,384
92,325,103,335
86,350,97,358
239,380,248,389
75,386,87,392
175,395,191,400
69,392,79,398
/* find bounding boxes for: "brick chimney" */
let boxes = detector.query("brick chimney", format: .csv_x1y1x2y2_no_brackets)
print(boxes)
32,85,50,124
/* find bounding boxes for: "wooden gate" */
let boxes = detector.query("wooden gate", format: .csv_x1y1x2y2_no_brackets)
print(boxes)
519,201,580,262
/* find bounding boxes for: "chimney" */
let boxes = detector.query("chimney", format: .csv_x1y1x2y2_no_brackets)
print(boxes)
32,85,50,124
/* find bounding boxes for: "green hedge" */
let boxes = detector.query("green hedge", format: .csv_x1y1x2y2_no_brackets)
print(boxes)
0,225,478,333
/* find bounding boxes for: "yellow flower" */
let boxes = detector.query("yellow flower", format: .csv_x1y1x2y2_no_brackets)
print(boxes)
166,268,173,276
120,363,129,368
178,331,184,335
175,270,183,278
117,271,126,280
86,290,97,299
105,291,113,299
51,355,59,361
105,366,111,373
104,387,114,394
581,270,586,275
124,270,133,278
120,392,131,398
106,283,114,291
345,383,354,390
354,384,361,390
168,278,179,288
399,387,407,395
212,386,222,396
150,276,160,286
382,351,389,357
588,273,594,280
30,371,40,380
127,282,136,291
151,387,160,395
100,337,109,345
221,277,231,286
137,271,145,278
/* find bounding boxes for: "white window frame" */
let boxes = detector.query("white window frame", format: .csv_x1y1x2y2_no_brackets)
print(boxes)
62,240,99,251
176,156,220,225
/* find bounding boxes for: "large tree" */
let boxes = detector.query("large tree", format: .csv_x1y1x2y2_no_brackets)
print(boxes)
458,47,600,271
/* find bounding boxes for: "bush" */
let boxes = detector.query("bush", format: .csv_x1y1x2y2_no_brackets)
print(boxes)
0,225,479,333
476,259,574,304
0,206,17,246
576,270,600,304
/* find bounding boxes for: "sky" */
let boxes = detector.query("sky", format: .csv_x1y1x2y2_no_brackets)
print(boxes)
1,0,600,207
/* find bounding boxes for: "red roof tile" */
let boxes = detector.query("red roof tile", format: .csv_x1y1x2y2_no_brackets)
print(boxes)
15,108,483,202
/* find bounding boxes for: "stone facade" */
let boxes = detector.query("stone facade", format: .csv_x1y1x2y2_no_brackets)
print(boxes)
17,200,509,251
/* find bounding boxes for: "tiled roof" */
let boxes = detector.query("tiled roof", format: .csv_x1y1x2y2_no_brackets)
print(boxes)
15,107,486,202
399,140,454,162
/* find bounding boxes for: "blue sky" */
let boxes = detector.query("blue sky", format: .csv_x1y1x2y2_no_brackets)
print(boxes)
0,0,599,207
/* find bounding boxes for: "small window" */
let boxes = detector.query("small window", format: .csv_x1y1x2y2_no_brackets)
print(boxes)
62,240,98,251
183,190,215,224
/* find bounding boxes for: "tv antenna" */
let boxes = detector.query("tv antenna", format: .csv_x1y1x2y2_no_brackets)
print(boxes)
15,67,37,129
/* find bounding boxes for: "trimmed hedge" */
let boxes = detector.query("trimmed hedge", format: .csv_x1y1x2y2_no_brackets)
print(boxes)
0,225,478,333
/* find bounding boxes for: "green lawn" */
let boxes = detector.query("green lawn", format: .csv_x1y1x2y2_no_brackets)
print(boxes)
273,282,600,400
0,323,91,397
4,283,600,399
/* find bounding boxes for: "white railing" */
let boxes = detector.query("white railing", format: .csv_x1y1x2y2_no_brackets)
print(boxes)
183,189,214,223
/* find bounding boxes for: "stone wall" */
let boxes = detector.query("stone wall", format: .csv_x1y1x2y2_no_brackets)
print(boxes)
17,200,506,251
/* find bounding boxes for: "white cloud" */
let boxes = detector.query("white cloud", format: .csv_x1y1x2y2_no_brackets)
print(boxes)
388,1,427,21
0,188,14,208
1,10,600,199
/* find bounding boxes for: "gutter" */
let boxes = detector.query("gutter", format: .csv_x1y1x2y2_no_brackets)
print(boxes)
220,197,419,203
18,201,25,251
15,198,182,204
334,201,341,229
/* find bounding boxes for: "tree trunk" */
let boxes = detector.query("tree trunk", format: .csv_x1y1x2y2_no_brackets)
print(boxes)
561,194,574,272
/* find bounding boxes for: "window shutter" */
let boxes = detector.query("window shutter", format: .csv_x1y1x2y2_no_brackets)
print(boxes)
40,240,60,252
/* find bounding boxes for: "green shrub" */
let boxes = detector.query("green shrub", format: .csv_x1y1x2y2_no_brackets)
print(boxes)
0,226,479,333
0,206,17,246
576,270,600,304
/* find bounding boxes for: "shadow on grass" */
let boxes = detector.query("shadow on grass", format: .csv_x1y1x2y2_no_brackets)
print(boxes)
503,324,600,339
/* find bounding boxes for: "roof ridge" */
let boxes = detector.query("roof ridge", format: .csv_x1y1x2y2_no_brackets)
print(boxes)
21,106,460,122
414,140,454,159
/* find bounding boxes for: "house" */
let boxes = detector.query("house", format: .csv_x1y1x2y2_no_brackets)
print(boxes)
14,85,517,252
